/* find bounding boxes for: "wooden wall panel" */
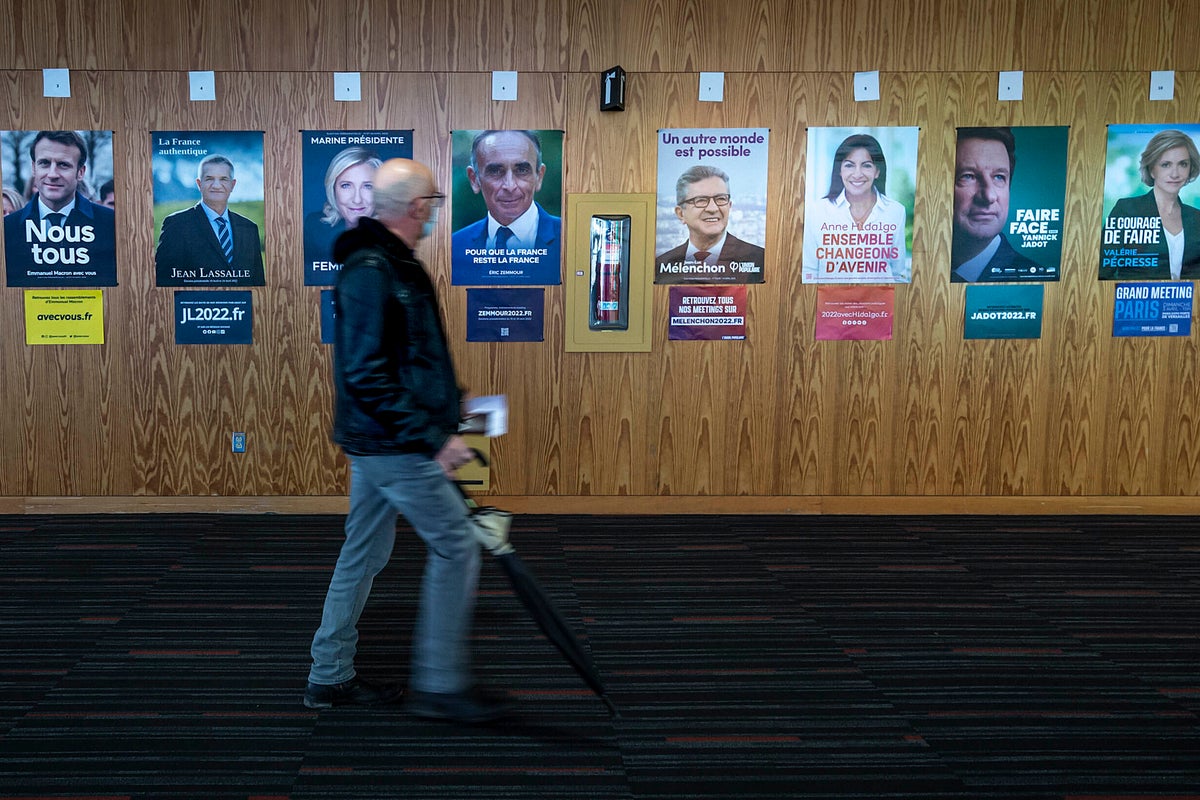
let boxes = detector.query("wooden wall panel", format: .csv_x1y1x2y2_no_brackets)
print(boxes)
3,0,1195,74
5,0,1200,511
0,0,122,71
354,0,567,73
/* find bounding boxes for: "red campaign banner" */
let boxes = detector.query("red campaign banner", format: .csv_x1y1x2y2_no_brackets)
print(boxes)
668,285,747,340
814,284,894,340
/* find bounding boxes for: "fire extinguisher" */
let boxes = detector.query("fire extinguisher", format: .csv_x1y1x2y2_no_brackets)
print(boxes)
590,215,629,331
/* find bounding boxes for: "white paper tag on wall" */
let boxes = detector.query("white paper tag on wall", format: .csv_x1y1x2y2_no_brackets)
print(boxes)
998,71,1024,101
43,69,71,98
334,72,361,102
492,71,518,101
854,71,880,102
1149,71,1175,101
699,72,724,102
189,71,216,101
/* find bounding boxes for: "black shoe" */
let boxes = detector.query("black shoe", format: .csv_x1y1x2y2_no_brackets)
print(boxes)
404,686,513,723
303,677,404,710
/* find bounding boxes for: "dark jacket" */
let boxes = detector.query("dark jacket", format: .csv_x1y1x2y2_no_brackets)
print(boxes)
952,235,1047,283
331,217,461,457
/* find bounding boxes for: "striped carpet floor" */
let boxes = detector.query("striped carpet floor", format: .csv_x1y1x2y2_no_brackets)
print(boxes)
0,513,1198,799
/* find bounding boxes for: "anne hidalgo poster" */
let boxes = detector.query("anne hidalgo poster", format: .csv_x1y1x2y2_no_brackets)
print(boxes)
655,128,767,284
301,130,413,285
152,131,265,287
2,129,117,287
1099,123,1200,281
450,129,563,286
802,126,918,284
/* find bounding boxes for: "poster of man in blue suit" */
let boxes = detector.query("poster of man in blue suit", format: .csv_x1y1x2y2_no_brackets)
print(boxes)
450,129,563,285
2,130,117,287
151,130,265,287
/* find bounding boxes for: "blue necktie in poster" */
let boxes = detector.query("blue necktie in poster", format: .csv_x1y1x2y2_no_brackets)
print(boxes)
466,288,544,342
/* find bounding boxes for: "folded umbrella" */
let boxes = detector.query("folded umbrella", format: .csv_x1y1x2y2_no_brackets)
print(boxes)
457,476,618,717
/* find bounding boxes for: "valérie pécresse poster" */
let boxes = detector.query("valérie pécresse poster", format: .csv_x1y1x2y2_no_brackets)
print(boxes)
1099,123,1200,282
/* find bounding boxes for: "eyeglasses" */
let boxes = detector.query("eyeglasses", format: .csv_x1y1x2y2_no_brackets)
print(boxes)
415,193,446,208
679,193,731,209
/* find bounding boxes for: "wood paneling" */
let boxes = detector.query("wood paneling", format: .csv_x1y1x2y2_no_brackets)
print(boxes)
2,0,1194,75
3,0,1200,511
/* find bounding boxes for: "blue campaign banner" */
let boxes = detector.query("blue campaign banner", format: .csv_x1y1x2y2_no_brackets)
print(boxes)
320,289,335,344
963,284,1043,339
1113,282,1193,337
174,290,253,344
466,288,544,342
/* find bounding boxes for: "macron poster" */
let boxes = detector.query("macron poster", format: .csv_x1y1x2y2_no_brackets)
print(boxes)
2,130,117,287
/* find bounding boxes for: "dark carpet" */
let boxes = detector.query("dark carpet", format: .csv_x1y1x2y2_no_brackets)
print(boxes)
0,514,1198,799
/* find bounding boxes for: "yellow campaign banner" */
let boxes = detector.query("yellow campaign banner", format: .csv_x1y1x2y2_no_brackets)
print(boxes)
24,289,104,345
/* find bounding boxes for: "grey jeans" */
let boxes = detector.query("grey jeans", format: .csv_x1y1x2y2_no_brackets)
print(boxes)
308,453,481,693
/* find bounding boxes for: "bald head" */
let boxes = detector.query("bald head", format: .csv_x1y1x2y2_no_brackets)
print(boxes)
372,158,439,246
373,159,433,217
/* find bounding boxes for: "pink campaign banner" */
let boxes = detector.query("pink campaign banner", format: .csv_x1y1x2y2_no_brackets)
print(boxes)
814,285,894,340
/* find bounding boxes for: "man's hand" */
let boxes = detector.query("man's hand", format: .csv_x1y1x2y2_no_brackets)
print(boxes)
434,434,475,477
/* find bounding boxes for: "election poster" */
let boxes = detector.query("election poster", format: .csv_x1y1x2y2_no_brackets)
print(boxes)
174,291,253,344
24,289,104,344
1099,123,1200,281
152,131,265,287
301,130,413,285
1112,282,1193,337
450,129,563,286
963,284,1044,339
655,128,767,284
668,286,747,340
466,288,544,342
951,126,1067,283
814,285,894,341
803,126,918,284
320,290,335,345
2,130,117,287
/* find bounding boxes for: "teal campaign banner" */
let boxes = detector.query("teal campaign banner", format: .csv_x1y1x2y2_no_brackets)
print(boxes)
963,284,1043,339
1113,282,1193,337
